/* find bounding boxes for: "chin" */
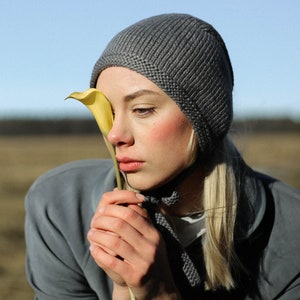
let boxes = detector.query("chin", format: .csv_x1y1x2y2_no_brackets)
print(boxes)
126,181,156,192
125,173,173,192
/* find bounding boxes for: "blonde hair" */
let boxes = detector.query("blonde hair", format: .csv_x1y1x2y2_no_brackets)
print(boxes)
202,137,240,290
125,131,241,290
181,131,241,289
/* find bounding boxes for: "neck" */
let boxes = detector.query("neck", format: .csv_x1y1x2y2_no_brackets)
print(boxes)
160,165,205,216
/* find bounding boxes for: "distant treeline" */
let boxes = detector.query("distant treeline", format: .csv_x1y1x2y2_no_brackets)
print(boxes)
0,118,299,135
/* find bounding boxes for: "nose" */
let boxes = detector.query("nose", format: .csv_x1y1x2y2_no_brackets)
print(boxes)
107,115,134,147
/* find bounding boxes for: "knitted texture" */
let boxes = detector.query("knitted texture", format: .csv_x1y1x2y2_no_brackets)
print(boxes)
90,13,234,155
142,199,203,295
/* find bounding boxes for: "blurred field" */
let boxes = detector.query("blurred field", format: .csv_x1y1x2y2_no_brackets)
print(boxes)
0,132,299,299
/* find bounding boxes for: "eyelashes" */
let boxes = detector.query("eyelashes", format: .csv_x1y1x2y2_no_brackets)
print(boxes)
111,107,156,119
133,107,156,117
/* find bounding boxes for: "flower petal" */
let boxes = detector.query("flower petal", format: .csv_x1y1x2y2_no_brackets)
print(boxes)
66,88,113,136
66,88,122,189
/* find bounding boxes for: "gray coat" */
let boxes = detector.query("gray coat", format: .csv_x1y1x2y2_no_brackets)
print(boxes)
25,159,300,299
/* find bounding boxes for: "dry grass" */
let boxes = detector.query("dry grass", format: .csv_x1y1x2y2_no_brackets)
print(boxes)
0,135,109,300
0,133,299,299
232,132,300,188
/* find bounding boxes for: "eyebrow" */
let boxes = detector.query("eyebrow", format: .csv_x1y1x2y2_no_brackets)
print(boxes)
124,89,160,102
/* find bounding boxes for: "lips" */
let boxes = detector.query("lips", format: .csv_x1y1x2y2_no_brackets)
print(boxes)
117,157,144,172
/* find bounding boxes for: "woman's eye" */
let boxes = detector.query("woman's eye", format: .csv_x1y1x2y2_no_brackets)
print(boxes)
133,107,155,116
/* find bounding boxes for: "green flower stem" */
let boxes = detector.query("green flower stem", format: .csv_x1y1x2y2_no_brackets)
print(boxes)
103,136,122,190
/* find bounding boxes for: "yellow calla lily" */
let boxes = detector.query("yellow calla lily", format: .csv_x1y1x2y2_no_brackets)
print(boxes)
66,88,122,190
67,89,135,299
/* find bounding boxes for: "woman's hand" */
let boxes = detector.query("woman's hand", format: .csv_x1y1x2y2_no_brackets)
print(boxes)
87,190,181,299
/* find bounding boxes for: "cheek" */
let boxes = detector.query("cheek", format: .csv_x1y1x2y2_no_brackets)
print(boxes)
147,116,191,147
150,122,172,141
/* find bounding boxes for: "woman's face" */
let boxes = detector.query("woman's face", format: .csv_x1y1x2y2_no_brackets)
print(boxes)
97,67,193,191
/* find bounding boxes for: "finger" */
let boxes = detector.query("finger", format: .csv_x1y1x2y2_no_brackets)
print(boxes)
87,228,119,256
90,210,160,261
89,226,154,275
90,214,144,247
88,228,136,260
89,214,155,264
99,190,144,207
92,205,152,238
89,244,129,279
127,203,148,217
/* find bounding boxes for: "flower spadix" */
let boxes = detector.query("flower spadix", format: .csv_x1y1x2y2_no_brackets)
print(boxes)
66,88,122,189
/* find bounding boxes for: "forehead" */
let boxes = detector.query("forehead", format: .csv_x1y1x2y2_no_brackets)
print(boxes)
97,67,157,90
96,67,174,105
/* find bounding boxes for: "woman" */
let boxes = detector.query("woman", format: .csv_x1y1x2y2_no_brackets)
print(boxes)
25,14,300,299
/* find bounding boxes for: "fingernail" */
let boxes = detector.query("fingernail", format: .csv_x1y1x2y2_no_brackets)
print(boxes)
136,193,145,201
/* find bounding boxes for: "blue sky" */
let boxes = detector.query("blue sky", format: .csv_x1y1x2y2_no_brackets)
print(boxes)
0,0,299,119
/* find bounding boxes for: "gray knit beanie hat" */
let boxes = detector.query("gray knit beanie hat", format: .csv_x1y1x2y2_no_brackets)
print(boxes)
90,13,234,156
